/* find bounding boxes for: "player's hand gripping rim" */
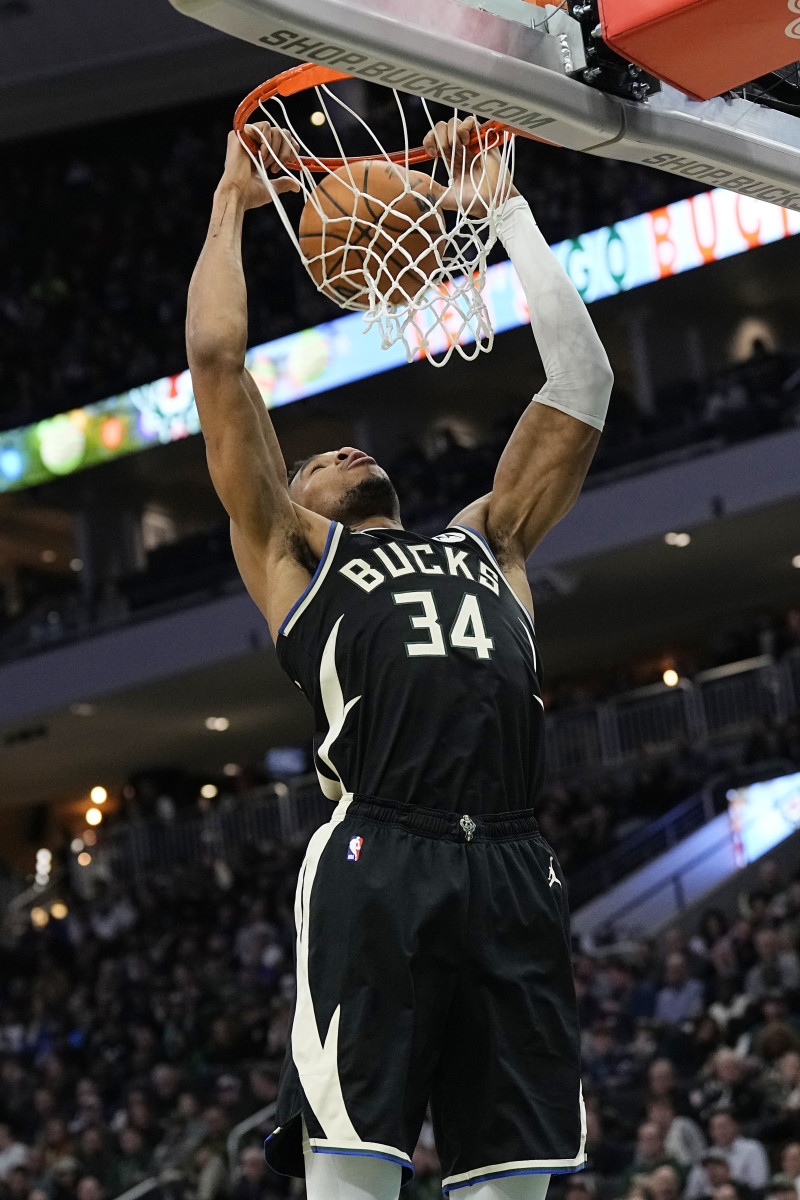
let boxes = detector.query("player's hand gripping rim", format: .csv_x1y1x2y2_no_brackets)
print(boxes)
219,122,302,210
422,116,518,215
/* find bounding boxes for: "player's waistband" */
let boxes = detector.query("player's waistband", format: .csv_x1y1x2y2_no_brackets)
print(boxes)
348,795,540,842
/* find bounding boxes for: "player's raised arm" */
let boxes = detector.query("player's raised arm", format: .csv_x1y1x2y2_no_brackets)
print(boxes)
186,125,329,636
427,120,613,570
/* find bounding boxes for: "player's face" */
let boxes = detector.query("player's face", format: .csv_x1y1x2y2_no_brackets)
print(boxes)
289,447,401,525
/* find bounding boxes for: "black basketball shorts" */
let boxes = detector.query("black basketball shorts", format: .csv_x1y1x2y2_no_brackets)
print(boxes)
264,795,586,1194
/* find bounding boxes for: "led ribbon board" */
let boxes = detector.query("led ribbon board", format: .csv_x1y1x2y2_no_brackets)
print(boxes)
1,187,798,493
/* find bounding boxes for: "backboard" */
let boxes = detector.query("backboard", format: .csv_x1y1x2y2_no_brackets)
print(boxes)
170,0,800,211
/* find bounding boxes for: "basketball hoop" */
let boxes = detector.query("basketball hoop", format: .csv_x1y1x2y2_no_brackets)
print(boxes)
233,64,517,367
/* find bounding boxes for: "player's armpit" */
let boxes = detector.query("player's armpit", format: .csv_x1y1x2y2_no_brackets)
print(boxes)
231,503,332,641
449,493,535,619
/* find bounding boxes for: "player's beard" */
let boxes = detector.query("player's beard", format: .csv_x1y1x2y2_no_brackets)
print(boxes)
332,473,401,527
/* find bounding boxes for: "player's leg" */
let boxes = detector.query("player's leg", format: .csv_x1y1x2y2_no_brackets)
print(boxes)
469,1173,552,1200
265,800,461,1190
433,821,585,1194
304,1132,402,1200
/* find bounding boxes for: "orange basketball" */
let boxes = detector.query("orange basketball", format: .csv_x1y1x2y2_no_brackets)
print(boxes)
298,161,443,309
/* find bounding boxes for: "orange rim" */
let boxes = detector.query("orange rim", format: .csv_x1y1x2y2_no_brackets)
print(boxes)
233,62,513,173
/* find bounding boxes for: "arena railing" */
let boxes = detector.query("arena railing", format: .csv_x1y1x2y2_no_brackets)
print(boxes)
546,653,797,775
54,651,797,902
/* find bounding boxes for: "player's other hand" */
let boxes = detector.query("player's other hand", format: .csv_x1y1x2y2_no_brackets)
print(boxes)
423,116,518,214
219,122,302,210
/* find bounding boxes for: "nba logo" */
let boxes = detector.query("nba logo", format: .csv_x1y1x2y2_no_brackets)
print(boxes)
347,836,364,862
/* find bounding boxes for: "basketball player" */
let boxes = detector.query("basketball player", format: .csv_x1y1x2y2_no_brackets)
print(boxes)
186,117,613,1200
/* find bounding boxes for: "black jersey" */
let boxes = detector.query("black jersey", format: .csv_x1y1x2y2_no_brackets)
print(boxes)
276,522,544,815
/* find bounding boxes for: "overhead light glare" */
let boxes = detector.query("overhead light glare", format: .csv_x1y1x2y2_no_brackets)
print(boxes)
310,110,326,126
90,786,107,804
31,907,49,928
50,902,68,920
205,716,230,732
70,838,84,853
77,852,92,867
663,669,679,687
792,555,800,569
85,807,103,826
200,784,218,799
664,531,691,548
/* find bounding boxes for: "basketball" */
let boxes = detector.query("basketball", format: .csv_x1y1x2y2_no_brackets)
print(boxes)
298,160,444,309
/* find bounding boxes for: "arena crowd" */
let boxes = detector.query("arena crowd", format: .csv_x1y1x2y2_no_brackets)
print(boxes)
1,823,800,1200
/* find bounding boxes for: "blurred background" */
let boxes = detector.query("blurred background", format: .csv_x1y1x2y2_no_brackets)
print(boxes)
0,2,799,1199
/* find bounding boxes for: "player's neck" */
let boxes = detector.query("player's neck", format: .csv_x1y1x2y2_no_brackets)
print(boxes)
349,516,404,532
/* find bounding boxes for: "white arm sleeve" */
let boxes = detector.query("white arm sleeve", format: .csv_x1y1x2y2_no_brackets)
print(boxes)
495,195,613,431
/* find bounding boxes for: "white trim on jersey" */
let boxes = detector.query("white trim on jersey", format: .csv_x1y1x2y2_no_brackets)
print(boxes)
316,616,361,802
291,796,358,1144
442,1086,587,1191
451,525,536,633
306,1137,412,1167
281,521,344,636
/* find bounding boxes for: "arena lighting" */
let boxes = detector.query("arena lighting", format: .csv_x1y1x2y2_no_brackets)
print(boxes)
663,669,680,687
90,786,107,804
200,783,218,799
310,110,326,126
85,807,103,826
2,188,799,495
70,838,84,853
664,531,691,547
30,907,49,928
50,902,68,920
205,716,230,731
792,555,800,568
77,852,92,867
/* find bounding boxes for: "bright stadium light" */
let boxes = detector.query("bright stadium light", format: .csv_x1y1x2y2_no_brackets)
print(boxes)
200,784,218,799
792,555,800,569
664,532,691,548
90,786,107,804
310,110,326,126
77,852,92,867
85,807,103,826
205,717,230,732
31,907,49,928
50,902,68,920
663,669,680,687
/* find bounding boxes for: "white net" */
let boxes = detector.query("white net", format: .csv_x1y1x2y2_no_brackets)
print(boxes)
240,82,516,367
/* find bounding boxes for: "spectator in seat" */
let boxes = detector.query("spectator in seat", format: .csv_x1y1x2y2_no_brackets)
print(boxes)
690,1049,762,1126
0,1128,26,1180
649,1163,683,1200
648,1097,707,1167
230,1145,280,1200
0,1166,31,1200
745,930,800,1002
779,1143,800,1198
689,1112,769,1197
686,1149,739,1200
647,1059,686,1110
618,1121,685,1191
655,953,705,1024
112,1128,151,1195
766,1178,800,1200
